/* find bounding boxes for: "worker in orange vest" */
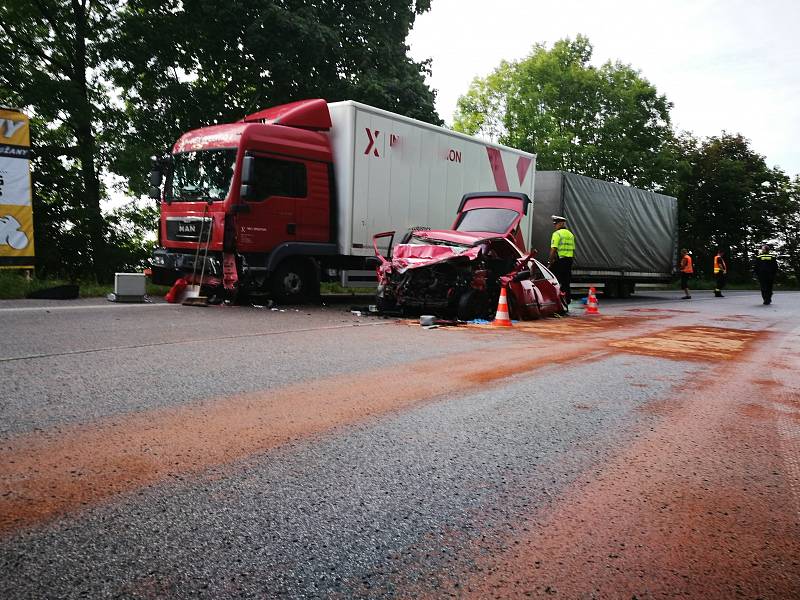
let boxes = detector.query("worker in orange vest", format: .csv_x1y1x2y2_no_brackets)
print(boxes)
713,249,727,297
679,248,693,299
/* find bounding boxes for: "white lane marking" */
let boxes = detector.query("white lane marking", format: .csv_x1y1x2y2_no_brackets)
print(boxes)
0,302,173,313
0,320,392,363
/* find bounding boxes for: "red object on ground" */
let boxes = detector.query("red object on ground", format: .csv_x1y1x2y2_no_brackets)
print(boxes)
165,278,188,303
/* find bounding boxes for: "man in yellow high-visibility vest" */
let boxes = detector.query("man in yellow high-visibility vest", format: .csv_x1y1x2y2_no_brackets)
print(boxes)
548,215,575,305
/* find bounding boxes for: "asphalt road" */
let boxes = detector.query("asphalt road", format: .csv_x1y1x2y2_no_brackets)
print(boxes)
1,290,799,598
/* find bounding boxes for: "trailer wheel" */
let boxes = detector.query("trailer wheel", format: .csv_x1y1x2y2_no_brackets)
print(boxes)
270,260,316,304
621,281,635,298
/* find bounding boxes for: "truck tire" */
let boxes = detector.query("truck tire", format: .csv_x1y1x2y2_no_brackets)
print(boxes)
603,281,619,299
269,259,317,304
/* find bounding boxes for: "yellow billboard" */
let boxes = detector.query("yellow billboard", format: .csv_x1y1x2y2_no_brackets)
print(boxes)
0,108,34,269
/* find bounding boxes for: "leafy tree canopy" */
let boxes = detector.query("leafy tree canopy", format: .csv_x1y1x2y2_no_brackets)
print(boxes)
0,0,121,279
107,0,440,195
0,0,438,279
453,36,675,191
672,132,795,280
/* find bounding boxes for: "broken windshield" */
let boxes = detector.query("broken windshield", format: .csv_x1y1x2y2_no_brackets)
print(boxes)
456,208,518,234
169,148,237,202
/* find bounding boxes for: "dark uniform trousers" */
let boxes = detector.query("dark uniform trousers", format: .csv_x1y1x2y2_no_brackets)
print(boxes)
552,257,573,304
715,271,726,292
756,255,777,304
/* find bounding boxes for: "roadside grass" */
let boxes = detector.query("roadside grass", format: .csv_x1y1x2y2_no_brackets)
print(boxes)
0,272,370,300
0,272,170,300
320,282,375,295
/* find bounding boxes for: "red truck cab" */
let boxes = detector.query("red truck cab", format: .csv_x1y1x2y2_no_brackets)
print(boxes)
150,99,338,302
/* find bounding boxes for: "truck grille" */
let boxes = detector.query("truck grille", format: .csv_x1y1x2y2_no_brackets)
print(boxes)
166,217,212,242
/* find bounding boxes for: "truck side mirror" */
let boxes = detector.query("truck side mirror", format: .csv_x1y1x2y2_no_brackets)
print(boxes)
239,153,256,201
241,153,255,185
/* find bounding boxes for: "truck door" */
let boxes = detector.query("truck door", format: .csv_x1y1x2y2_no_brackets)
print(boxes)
236,154,307,253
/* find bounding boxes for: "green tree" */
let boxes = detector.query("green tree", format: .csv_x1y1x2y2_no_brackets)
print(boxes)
1,1,437,281
0,0,120,280
671,132,793,280
778,177,800,284
453,36,675,191
106,0,439,196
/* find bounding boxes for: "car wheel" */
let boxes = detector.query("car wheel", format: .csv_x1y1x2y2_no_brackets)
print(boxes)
457,289,489,321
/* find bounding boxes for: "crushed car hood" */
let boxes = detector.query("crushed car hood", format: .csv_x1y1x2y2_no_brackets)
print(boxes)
389,243,482,273
387,231,513,273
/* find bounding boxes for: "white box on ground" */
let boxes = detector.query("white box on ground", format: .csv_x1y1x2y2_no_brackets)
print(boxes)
114,273,146,301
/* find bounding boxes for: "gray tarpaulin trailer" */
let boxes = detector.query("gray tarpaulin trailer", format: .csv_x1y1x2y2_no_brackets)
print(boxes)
531,171,678,297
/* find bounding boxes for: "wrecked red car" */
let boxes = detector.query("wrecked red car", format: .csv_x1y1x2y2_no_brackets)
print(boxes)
373,192,567,321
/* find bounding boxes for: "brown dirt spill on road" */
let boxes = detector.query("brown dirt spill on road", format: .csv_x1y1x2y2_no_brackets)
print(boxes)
715,314,763,323
624,307,698,314
610,326,759,361
0,339,606,536
636,397,682,417
420,328,800,599
513,315,657,335
741,402,800,425
443,315,663,338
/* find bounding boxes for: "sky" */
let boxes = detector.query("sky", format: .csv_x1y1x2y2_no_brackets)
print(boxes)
407,0,800,176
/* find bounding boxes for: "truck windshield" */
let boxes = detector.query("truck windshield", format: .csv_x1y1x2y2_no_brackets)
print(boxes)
169,149,237,202
456,208,518,234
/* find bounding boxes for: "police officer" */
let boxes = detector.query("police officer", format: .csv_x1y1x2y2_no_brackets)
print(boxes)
754,245,778,305
548,215,575,305
713,249,727,297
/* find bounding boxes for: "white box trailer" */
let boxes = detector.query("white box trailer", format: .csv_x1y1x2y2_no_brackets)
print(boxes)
326,101,537,257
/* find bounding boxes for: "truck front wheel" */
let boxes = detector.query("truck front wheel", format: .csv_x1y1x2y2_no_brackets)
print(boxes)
269,260,317,304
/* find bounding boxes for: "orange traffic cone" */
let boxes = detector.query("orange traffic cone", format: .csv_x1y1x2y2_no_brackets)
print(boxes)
585,287,600,315
492,286,513,327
